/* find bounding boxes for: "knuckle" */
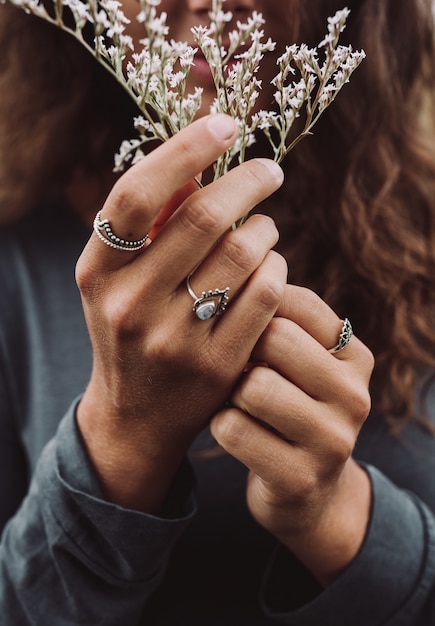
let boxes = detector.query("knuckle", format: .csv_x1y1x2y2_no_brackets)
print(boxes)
241,160,267,188
106,182,132,215
255,276,286,313
340,378,372,426
101,294,141,338
213,411,247,448
241,159,277,193
108,173,161,221
75,255,106,297
179,195,223,237
359,341,375,375
144,328,178,364
327,427,356,466
75,255,92,292
291,467,321,502
303,429,355,486
219,232,258,274
351,387,372,425
248,213,279,237
238,367,277,413
254,212,278,228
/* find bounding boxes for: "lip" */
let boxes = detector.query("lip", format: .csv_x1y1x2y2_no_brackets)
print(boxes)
191,51,215,85
190,47,242,86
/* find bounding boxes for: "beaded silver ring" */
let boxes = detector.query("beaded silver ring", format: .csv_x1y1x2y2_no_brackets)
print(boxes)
328,318,353,353
93,211,149,252
186,275,230,321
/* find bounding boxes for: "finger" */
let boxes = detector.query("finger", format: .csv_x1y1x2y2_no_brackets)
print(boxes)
85,114,239,271
267,285,373,368
230,364,364,450
276,286,349,353
210,407,309,490
148,179,199,240
144,158,284,287
231,364,324,440
251,315,373,403
253,316,341,396
207,251,288,359
170,251,287,381
180,213,279,325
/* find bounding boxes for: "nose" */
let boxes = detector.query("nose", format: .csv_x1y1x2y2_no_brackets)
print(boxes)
186,0,256,18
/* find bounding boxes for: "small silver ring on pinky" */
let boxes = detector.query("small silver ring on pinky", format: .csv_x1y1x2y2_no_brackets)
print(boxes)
186,275,230,321
93,211,149,252
328,318,353,353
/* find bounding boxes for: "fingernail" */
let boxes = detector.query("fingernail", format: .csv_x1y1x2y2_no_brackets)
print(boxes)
207,114,236,140
255,158,284,184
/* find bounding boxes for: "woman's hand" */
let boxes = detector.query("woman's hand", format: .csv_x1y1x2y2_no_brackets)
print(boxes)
210,285,375,586
75,114,287,513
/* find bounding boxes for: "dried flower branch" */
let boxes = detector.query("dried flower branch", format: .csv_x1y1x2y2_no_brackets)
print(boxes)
2,0,365,220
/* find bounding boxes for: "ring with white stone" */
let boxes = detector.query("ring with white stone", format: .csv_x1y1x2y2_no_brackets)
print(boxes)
93,210,149,252
186,275,230,321
328,318,353,353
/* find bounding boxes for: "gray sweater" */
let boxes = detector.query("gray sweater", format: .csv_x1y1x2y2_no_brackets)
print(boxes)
1,204,435,625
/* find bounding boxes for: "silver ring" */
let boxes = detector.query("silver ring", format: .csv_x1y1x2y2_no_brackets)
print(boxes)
93,210,149,251
186,275,230,320
328,318,353,353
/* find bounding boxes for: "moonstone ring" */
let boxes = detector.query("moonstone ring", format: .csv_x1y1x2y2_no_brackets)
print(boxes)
186,275,230,321
328,318,353,353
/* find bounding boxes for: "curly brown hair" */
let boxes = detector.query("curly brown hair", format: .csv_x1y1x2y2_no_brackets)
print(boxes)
272,0,435,426
0,2,138,221
1,0,435,426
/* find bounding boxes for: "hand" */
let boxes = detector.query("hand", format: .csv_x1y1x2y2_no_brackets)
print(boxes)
210,285,375,585
75,115,287,512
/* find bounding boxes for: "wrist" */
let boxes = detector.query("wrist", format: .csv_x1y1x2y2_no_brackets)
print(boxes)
76,391,189,514
279,461,372,587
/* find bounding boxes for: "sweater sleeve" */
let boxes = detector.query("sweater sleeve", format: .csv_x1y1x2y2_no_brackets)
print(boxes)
0,401,196,626
0,348,29,533
261,465,435,625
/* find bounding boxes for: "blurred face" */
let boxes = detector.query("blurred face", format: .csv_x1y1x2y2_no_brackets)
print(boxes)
122,0,295,116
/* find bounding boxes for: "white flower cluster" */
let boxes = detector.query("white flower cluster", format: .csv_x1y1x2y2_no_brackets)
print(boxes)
2,0,365,180
191,3,365,182
114,0,203,169
253,7,366,163
192,8,276,178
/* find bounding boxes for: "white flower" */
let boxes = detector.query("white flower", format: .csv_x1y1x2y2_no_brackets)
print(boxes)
5,0,364,187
